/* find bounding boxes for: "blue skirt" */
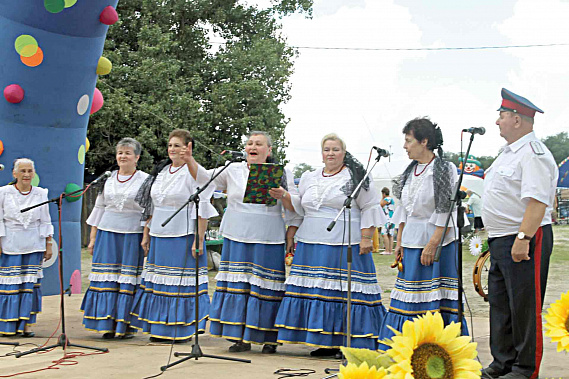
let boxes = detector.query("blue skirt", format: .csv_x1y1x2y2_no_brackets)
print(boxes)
80,230,144,336
130,235,209,340
275,242,386,350
0,251,43,335
209,238,286,345
378,242,468,349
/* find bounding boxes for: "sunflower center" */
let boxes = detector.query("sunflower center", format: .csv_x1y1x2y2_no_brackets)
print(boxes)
565,316,569,333
411,343,453,379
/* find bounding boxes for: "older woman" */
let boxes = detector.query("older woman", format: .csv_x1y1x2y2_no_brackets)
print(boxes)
378,118,465,346
275,133,386,356
0,158,53,337
130,129,216,342
80,138,149,339
185,131,299,354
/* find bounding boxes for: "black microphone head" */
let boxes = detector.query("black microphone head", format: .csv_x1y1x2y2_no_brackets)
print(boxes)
478,127,486,135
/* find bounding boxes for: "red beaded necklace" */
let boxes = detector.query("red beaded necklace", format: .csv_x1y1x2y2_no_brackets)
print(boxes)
414,155,435,176
322,164,345,177
14,183,32,196
117,170,137,183
169,163,186,174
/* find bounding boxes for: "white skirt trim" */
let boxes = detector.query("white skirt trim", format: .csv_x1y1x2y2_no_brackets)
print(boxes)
284,276,382,295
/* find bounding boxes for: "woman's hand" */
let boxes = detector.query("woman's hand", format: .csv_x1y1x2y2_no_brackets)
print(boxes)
269,186,287,200
394,243,403,260
192,237,204,259
420,241,437,266
180,142,193,165
286,237,295,256
87,241,95,256
141,235,150,257
359,238,373,255
44,244,52,262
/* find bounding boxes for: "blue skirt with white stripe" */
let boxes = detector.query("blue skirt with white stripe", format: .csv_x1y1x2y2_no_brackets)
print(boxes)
209,238,286,345
130,235,209,340
378,242,468,349
80,230,144,336
275,242,386,350
0,251,43,335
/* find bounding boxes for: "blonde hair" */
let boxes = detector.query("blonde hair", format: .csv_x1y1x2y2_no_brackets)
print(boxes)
321,133,346,151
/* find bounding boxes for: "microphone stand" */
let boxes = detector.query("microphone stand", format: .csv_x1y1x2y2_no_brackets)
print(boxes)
433,132,478,335
159,158,251,372
15,186,108,357
325,151,384,373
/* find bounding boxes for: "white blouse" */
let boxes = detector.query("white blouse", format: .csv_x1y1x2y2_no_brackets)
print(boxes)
196,162,301,244
392,162,458,248
291,168,385,245
86,170,149,233
149,165,217,237
0,185,54,255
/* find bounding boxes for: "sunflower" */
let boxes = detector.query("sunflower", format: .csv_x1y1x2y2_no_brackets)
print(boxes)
383,311,482,378
469,236,483,256
338,362,389,379
544,290,569,353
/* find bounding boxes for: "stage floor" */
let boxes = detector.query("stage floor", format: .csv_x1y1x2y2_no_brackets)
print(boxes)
1,295,568,378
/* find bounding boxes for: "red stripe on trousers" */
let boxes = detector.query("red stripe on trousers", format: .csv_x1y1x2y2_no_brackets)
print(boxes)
531,227,543,379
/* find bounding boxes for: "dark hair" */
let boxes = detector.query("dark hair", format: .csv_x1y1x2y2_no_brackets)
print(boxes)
169,129,194,148
402,117,444,157
381,187,390,196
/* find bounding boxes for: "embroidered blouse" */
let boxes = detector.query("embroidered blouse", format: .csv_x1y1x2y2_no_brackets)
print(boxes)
291,168,385,245
0,185,54,254
196,162,301,244
87,170,149,234
392,162,458,247
149,165,217,237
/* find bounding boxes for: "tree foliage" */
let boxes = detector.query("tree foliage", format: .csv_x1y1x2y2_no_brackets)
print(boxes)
542,132,569,165
293,162,314,178
86,0,313,174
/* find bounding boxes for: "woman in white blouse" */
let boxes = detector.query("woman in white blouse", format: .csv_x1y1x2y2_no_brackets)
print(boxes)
378,118,465,347
0,158,53,337
185,131,299,354
275,133,386,357
80,138,149,338
130,129,216,343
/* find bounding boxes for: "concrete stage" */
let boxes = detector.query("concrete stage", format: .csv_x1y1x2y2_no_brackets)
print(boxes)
1,295,568,378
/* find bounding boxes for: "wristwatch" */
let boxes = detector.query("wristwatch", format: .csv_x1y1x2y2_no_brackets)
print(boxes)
517,232,532,241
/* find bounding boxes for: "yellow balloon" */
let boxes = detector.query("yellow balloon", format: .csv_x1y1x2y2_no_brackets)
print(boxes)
78,145,86,164
96,56,112,75
85,137,90,152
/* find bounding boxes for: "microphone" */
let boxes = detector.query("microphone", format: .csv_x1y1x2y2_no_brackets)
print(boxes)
221,150,247,161
372,146,390,157
90,171,112,185
462,127,486,135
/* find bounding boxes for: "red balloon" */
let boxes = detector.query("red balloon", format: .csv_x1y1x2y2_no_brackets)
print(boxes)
90,87,104,114
4,84,25,104
99,6,118,25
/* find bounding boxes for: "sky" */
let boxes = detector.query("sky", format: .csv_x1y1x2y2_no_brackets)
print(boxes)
247,0,569,174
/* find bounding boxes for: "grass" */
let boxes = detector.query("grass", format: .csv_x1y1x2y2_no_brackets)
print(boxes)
80,225,569,317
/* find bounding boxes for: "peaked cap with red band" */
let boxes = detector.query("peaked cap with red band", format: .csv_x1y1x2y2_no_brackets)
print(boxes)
498,88,544,118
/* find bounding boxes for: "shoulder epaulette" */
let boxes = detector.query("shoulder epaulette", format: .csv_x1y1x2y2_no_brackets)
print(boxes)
529,141,545,155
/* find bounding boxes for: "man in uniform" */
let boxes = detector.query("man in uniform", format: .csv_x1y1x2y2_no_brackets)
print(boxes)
482,88,558,379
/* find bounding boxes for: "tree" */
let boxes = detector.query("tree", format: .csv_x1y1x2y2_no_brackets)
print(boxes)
293,163,314,178
86,0,313,174
542,132,569,165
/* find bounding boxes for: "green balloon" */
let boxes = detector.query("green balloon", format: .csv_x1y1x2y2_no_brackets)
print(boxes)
64,0,78,8
14,35,38,57
64,183,82,202
31,173,40,187
44,0,65,14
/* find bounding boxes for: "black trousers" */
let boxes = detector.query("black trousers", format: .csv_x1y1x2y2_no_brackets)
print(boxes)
487,224,553,378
